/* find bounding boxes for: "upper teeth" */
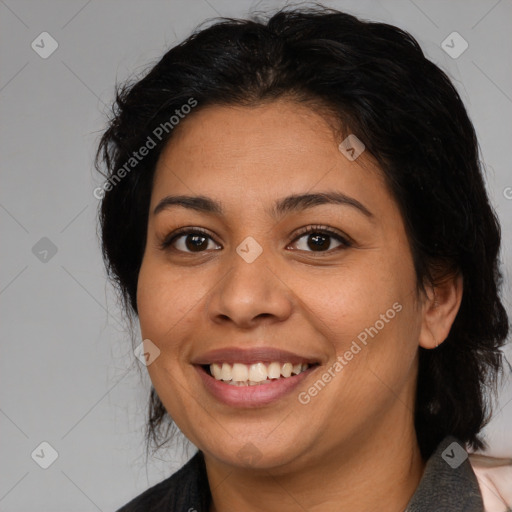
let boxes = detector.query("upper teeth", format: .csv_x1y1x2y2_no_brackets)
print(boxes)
210,362,309,384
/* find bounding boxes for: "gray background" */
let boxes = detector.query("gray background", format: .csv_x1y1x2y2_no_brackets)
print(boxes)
1,0,511,510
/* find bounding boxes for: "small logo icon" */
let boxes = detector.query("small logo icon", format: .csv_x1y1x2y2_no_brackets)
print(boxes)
441,441,468,469
441,32,468,59
32,237,58,263
31,32,59,59
134,339,161,366
503,186,512,200
236,236,263,263
237,442,263,465
338,134,365,161
31,441,59,469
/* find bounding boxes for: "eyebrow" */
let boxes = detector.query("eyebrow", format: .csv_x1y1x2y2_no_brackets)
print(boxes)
153,191,374,219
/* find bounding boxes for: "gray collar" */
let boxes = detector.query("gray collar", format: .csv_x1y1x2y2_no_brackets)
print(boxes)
405,436,484,511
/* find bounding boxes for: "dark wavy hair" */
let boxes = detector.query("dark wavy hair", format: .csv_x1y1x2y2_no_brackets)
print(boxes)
95,5,509,460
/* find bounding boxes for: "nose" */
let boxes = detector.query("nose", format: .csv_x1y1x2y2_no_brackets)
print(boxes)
206,249,294,329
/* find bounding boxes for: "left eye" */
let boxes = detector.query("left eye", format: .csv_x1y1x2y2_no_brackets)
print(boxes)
290,229,350,252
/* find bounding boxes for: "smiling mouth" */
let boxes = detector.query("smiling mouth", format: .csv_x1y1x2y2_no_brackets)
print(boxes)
201,361,318,386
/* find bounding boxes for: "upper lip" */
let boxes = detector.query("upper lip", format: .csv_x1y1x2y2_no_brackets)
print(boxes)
191,347,321,366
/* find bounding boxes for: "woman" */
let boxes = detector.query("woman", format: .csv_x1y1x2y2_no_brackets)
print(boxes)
95,6,511,511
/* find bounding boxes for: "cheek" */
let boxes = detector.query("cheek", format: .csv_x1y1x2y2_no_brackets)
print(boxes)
292,259,408,343
299,251,419,384
136,259,186,341
136,257,218,355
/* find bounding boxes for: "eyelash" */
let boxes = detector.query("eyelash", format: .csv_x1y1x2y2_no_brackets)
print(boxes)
159,225,352,254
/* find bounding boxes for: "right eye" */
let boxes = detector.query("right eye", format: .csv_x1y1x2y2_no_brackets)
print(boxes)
160,228,222,253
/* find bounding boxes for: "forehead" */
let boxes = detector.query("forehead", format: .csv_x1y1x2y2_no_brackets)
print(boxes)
158,100,338,166
151,100,390,217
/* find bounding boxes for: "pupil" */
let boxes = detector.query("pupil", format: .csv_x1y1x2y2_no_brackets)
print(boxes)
186,234,208,252
308,233,329,251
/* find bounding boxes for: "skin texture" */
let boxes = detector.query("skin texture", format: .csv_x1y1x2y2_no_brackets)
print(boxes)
136,99,463,512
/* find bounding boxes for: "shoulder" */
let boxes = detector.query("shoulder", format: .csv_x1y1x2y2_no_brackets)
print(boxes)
115,451,210,512
469,453,512,512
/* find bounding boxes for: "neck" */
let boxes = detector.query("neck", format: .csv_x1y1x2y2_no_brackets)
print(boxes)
205,421,425,512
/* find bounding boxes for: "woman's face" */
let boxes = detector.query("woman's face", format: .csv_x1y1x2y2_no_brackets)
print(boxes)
137,99,426,469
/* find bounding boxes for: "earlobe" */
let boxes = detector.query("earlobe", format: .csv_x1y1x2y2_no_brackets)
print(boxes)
418,272,463,350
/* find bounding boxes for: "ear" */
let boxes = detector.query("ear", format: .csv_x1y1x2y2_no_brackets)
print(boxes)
418,271,463,349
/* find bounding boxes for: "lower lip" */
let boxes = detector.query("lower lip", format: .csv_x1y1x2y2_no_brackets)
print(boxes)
195,365,317,407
